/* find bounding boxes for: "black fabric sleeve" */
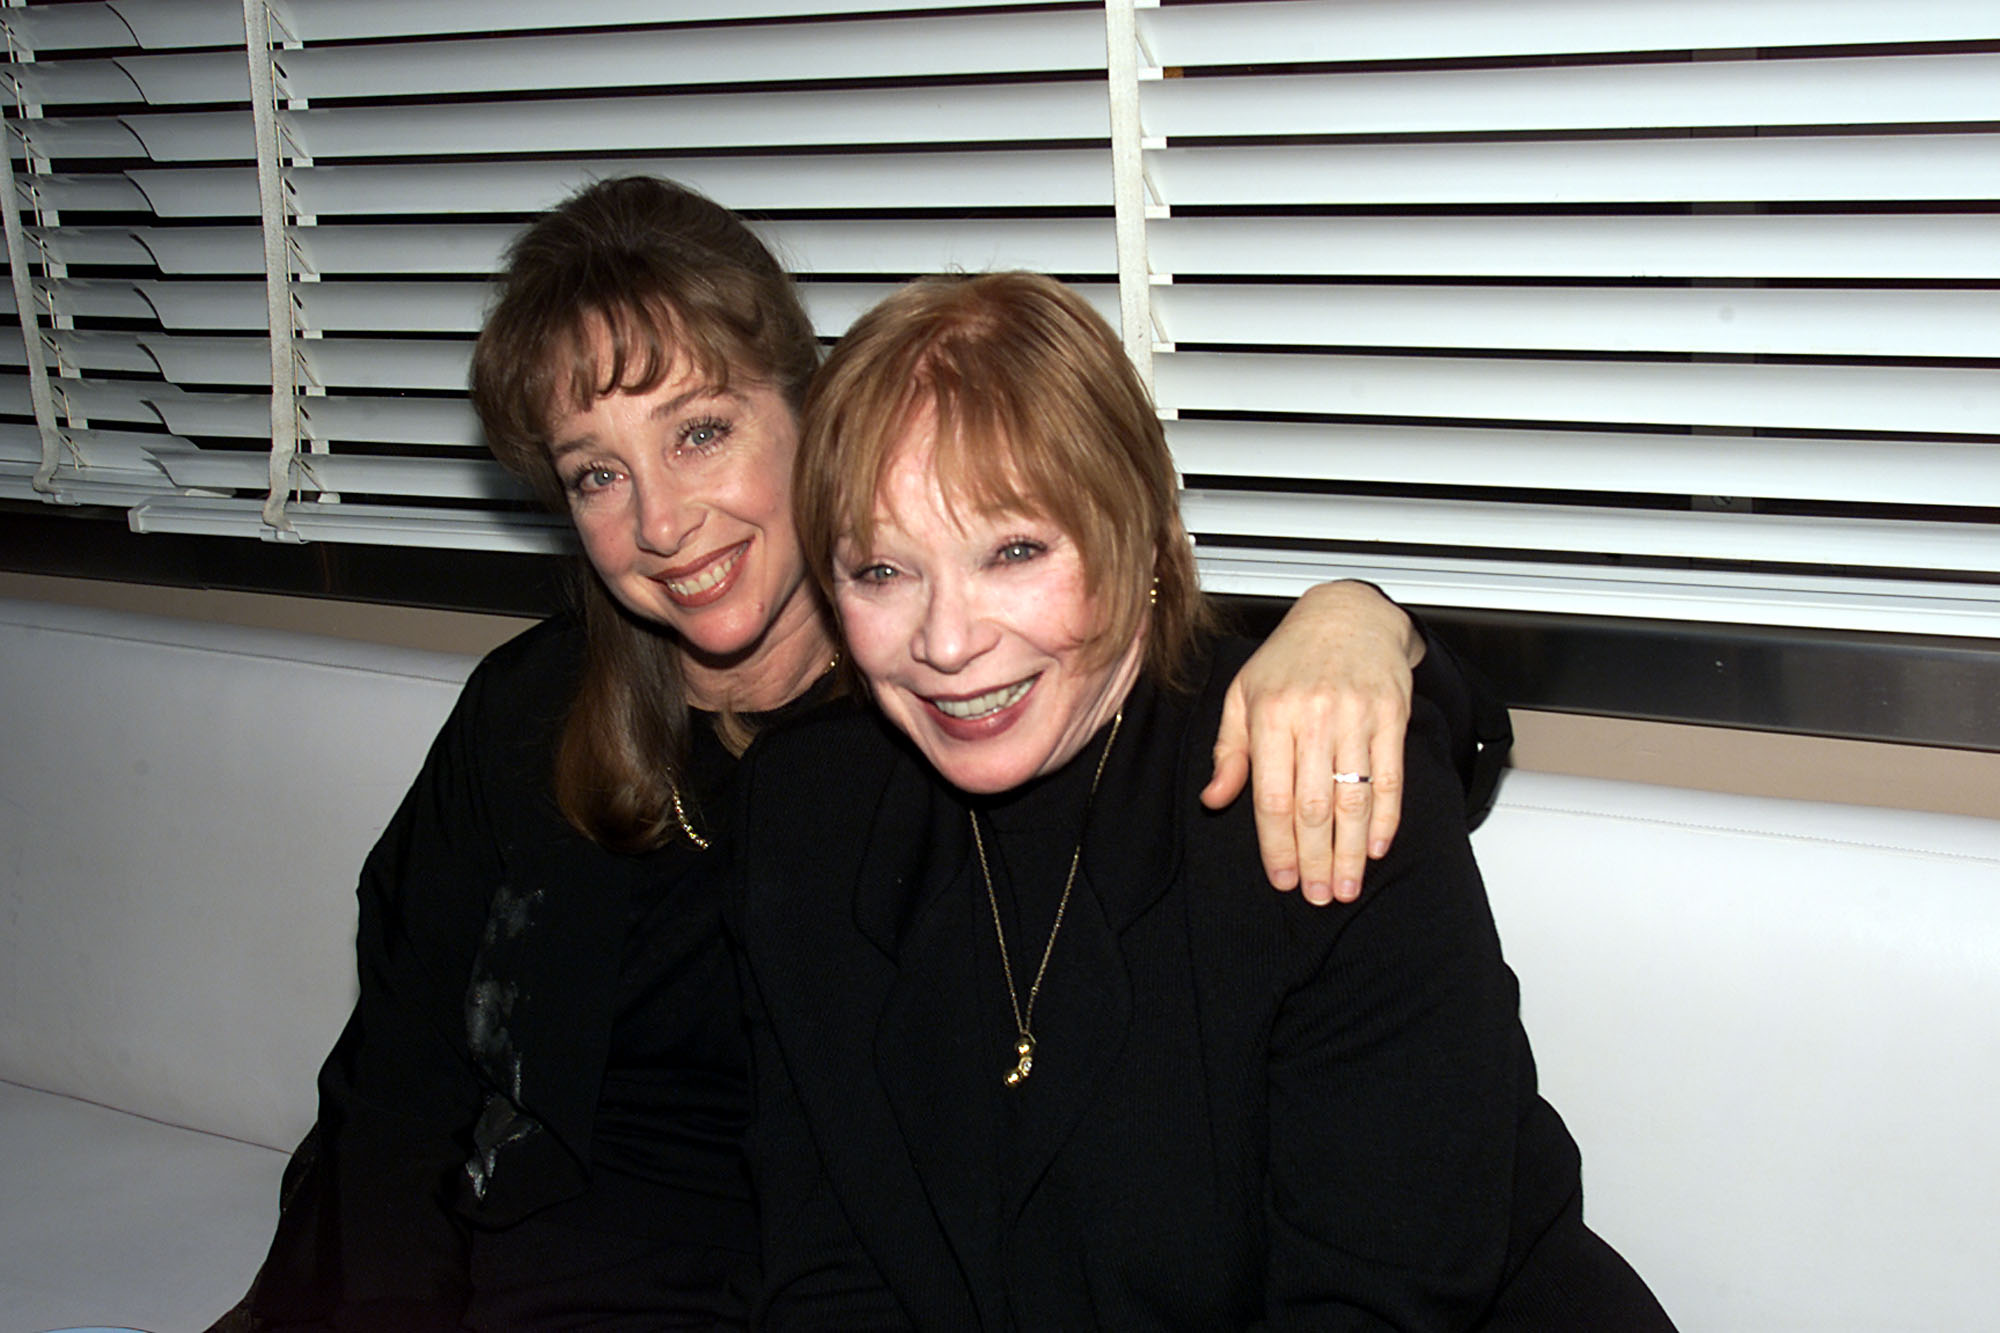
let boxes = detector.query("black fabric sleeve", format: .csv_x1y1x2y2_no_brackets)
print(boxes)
1405,614,1513,829
1244,701,1527,1329
243,647,531,1331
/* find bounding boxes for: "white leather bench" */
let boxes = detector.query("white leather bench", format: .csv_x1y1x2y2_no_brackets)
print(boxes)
2,595,1995,1332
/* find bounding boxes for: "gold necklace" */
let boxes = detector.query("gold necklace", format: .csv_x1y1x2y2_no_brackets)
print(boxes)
969,709,1123,1088
672,649,840,852
671,784,712,851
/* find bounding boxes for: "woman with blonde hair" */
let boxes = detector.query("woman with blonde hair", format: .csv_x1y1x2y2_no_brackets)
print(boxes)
740,270,1671,1330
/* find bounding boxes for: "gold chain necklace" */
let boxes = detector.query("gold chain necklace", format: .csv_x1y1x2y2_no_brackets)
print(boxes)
671,785,712,851
672,649,840,852
969,709,1123,1088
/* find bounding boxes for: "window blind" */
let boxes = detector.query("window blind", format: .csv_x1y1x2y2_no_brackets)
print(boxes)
3,0,1996,638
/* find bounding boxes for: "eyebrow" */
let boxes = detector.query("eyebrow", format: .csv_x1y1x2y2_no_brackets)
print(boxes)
545,383,742,462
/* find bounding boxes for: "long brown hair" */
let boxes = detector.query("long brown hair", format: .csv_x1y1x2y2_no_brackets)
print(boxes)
470,176,821,851
797,271,1212,688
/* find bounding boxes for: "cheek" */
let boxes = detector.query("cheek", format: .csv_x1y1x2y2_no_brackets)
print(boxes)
569,504,636,581
833,595,904,678
1031,567,1103,649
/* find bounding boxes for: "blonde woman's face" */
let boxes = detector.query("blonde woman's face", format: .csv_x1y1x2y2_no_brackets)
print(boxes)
832,429,1144,794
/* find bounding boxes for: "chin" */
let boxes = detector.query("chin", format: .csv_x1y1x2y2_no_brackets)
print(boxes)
921,740,1045,796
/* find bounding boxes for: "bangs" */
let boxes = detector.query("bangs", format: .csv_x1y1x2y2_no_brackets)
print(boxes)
543,293,738,424
799,271,1208,684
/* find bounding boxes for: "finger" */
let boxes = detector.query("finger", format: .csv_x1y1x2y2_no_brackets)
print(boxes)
1202,747,1250,811
1246,706,1303,892
1325,729,1375,905
1290,717,1339,907
1365,724,1406,863
1201,684,1252,811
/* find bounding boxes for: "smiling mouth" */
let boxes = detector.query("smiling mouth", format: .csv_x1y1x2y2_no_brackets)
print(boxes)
930,677,1034,721
659,542,747,602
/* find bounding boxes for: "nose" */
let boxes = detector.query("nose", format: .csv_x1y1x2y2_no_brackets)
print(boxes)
632,473,700,557
912,572,996,674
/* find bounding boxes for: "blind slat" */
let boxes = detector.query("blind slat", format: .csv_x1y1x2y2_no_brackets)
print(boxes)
1146,53,2000,138
280,0,1072,44
1151,135,2000,207
282,84,1109,161
1194,546,2000,637
1155,352,2000,437
1153,284,2000,360
1142,0,2000,67
149,443,525,502
1181,491,2000,573
279,12,1107,101
1167,420,2000,508
1147,215,2000,281
285,152,1118,214
301,396,483,448
129,493,570,552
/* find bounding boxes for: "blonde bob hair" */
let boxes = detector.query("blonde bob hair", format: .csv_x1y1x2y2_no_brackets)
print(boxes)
796,270,1211,684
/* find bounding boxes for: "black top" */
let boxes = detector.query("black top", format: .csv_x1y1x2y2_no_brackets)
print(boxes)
234,607,1508,1332
243,616,824,1332
737,637,1673,1331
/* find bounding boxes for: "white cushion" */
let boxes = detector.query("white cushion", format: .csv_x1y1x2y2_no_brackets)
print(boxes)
1478,771,2000,1333
0,1079,286,1333
0,598,475,1149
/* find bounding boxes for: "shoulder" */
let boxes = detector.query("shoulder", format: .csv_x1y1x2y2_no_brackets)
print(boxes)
462,613,586,705
1179,635,1484,953
441,614,584,750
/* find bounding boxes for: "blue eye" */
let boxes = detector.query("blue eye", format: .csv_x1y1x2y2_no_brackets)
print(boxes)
567,465,620,496
680,417,729,453
997,539,1045,563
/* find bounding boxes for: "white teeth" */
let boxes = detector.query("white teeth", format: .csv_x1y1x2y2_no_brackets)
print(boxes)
932,678,1032,720
665,545,743,597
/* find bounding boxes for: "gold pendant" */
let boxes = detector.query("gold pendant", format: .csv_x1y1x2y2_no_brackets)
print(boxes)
1004,1034,1035,1087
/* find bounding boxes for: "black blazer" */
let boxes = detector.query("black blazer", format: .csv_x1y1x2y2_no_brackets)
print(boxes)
242,616,751,1330
737,638,1670,1331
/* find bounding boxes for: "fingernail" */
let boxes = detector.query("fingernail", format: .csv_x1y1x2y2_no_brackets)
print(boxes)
1304,881,1331,906
1369,839,1388,859
1335,878,1360,903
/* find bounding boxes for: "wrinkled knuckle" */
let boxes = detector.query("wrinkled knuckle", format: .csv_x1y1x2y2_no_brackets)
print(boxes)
1252,790,1294,818
1371,771,1405,796
1334,785,1373,815
1296,796,1333,826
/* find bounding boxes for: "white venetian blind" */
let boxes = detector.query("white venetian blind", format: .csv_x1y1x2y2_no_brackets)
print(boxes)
1,0,1121,550
1135,0,2000,635
2,0,1997,638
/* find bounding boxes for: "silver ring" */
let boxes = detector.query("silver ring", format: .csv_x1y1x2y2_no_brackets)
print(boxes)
1331,771,1372,785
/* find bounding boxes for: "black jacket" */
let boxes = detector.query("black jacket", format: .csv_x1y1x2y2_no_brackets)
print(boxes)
738,637,1669,1331
240,616,753,1331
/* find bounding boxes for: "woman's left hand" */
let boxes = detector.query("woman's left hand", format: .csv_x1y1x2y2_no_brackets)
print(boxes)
1202,581,1423,905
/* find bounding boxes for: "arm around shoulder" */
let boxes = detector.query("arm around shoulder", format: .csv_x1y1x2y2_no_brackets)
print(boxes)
1256,700,1527,1328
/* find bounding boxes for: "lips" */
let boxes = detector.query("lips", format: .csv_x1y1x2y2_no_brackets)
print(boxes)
655,540,748,607
931,678,1033,720
922,675,1036,741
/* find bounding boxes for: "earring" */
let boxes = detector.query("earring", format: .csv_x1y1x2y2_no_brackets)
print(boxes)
1148,577,1159,607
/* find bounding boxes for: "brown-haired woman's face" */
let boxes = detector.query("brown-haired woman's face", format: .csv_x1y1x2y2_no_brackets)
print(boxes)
546,356,816,684
831,422,1145,795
